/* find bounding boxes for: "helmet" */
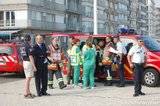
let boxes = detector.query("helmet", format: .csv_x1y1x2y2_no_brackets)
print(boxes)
24,34,31,41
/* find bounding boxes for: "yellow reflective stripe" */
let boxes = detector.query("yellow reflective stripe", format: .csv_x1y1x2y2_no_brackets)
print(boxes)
57,78,63,82
107,76,112,80
124,64,133,74
48,80,53,84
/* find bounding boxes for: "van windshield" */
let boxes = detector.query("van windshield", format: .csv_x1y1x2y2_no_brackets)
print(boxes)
0,46,13,55
140,36,160,52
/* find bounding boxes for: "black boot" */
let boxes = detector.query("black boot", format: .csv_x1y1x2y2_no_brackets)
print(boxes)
48,84,54,89
104,80,108,86
107,80,112,86
59,81,67,89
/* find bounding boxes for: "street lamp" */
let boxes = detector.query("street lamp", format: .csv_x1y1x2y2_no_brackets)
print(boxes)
93,0,98,35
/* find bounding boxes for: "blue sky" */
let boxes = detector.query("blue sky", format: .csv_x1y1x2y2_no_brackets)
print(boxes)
155,0,160,7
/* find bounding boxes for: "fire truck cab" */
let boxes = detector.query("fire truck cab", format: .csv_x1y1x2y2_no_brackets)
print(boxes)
0,42,23,73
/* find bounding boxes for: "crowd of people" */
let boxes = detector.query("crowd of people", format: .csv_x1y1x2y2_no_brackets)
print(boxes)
21,34,146,99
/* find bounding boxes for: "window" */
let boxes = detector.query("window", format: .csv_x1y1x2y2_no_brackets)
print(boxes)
0,11,4,26
140,36,160,52
11,11,15,26
31,11,36,20
0,46,13,55
0,11,3,20
55,14,64,23
6,11,10,26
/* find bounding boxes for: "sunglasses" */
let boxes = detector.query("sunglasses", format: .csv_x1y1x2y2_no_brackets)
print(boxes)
138,40,143,42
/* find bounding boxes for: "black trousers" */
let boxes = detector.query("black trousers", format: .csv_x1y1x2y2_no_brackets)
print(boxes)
35,65,48,95
104,65,112,81
118,63,125,85
133,63,144,94
48,70,63,83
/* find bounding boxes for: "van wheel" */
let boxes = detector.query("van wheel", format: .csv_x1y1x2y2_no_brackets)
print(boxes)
143,68,159,87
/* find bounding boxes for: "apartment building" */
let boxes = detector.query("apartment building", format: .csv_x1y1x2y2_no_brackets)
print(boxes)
155,7,160,37
147,0,156,36
0,0,81,38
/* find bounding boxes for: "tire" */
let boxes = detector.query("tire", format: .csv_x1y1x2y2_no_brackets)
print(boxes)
143,68,159,87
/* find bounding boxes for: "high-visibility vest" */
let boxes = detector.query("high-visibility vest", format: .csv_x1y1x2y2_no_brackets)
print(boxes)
70,45,82,66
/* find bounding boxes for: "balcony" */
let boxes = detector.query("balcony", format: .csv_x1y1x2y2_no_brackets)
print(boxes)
28,20,66,31
116,9,129,15
116,0,129,5
66,6,81,14
82,0,93,4
66,22,81,31
82,26,93,33
0,20,27,29
98,14,107,21
98,28,107,34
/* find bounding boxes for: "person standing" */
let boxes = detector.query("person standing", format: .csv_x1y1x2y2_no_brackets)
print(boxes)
20,35,35,99
127,40,146,97
82,41,96,89
70,39,82,87
48,37,67,89
30,34,50,96
113,36,126,87
103,36,114,86
67,37,75,84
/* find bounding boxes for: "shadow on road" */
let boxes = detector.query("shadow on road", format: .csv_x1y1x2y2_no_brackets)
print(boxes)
0,73,25,84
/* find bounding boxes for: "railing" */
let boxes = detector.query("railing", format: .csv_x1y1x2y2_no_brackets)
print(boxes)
28,20,66,31
0,19,66,31
66,22,81,31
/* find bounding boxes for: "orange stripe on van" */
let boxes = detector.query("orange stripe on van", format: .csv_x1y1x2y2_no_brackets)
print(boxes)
124,64,133,74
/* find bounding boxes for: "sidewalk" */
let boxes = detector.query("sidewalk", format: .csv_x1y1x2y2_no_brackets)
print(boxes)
0,78,160,106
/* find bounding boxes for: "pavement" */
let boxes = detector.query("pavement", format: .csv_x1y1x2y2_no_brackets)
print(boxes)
0,73,160,106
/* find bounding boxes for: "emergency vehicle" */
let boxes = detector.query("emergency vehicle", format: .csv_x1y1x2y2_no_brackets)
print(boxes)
46,33,160,87
0,42,23,73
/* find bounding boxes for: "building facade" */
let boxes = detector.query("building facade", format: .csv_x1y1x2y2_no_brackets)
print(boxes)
81,0,109,34
115,0,130,32
155,7,160,37
0,0,150,36
0,0,81,36
147,0,156,36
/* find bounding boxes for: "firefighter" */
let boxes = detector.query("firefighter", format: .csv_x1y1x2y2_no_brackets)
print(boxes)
102,36,114,86
48,37,67,89
82,41,96,89
70,39,82,87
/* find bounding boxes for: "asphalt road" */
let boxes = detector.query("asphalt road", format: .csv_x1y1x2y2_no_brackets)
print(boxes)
0,73,160,106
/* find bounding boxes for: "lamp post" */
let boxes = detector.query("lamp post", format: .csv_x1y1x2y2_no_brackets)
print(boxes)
93,0,98,35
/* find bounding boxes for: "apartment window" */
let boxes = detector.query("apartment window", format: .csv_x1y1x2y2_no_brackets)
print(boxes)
55,14,64,23
31,11,36,20
6,11,10,26
0,11,4,20
46,14,52,22
0,11,4,27
11,11,15,26
85,6,92,17
37,12,41,21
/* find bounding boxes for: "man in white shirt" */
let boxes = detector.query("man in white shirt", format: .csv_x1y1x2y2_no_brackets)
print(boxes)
127,39,146,97
113,36,126,87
